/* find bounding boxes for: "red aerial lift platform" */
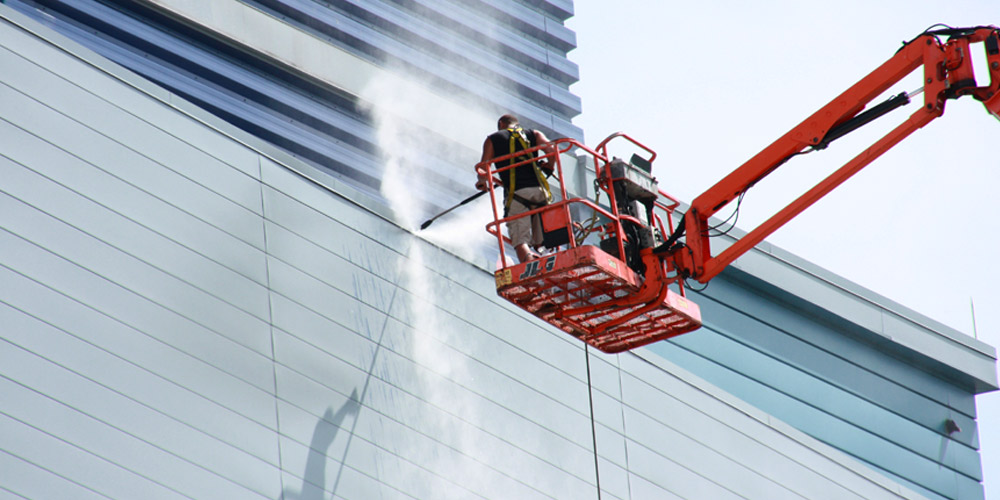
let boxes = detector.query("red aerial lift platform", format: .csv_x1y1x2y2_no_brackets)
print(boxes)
477,25,999,353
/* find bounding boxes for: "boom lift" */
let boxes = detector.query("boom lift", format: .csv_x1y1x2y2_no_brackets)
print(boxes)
481,26,1000,353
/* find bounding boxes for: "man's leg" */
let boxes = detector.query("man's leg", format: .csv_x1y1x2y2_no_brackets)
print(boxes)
507,188,546,263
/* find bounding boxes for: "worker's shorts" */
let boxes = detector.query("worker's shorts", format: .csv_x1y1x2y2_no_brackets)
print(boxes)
507,187,548,248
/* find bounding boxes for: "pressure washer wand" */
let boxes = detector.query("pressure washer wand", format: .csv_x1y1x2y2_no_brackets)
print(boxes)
419,190,488,230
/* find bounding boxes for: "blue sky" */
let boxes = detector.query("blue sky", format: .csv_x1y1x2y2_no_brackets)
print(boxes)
568,1,1000,497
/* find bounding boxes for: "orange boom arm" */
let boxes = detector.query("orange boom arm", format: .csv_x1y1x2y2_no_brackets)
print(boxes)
663,26,1000,283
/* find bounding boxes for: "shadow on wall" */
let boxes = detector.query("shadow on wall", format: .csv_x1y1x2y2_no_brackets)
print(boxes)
281,389,362,500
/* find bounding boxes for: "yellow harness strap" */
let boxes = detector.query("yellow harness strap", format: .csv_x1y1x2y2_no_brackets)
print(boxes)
504,126,552,210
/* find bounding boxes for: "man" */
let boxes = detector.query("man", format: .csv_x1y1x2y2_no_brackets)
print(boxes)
476,114,555,263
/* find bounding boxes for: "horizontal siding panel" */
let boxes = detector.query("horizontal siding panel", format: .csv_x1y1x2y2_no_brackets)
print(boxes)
637,345,973,499
0,29,263,208
624,440,744,500
265,222,397,312
385,281,588,408
0,340,280,497
0,449,106,500
262,186,404,283
0,374,270,500
0,15,262,180
266,187,584,394
619,372,861,500
271,292,382,373
274,329,595,496
591,410,627,466
0,130,266,295
0,221,269,355
374,322,596,487
0,160,271,347
590,393,627,440
280,364,580,498
387,259,585,377
594,456,630,500
621,354,920,500
275,437,414,500
665,327,980,475
0,300,278,462
624,406,807,500
273,292,600,491
0,81,266,258
276,457,403,500
700,275,976,417
0,414,183,500
0,170,269,320
274,382,518,499
267,255,390,340
628,472,684,500
0,231,275,403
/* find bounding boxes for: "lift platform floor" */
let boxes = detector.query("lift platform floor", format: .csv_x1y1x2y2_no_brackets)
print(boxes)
495,245,702,353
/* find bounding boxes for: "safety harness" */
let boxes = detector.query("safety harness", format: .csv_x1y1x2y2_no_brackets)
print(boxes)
504,126,552,213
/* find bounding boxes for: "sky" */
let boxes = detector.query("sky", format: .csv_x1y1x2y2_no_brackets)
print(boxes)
566,0,1000,497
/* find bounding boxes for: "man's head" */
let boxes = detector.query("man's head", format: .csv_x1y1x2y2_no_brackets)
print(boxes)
497,114,518,130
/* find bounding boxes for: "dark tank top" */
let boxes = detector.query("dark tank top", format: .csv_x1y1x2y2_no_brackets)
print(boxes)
488,127,541,191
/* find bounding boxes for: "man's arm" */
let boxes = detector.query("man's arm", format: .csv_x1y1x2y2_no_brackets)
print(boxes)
475,137,495,191
534,130,555,172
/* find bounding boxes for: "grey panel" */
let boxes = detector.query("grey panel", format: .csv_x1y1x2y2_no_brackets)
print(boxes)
702,273,978,416
0,14,262,181
267,255,390,341
0,29,263,207
0,168,272,355
0,300,278,463
0,233,274,397
0,339,280,496
374,323,596,487
0,414,183,500
624,406,813,500
261,185,404,284
0,172,269,319
274,376,552,499
646,342,975,497
265,221,397,312
0,375,271,499
620,354,922,500
591,395,627,464
666,327,980,469
319,407,557,498
0,90,267,278
260,159,409,266
386,258,584,375
623,440,744,500
277,445,413,500
274,328,596,497
276,437,421,500
270,292,381,373
0,449,106,500
376,311,592,444
628,472,685,500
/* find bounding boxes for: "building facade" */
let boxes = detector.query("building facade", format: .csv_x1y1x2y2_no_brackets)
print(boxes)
0,1,995,499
